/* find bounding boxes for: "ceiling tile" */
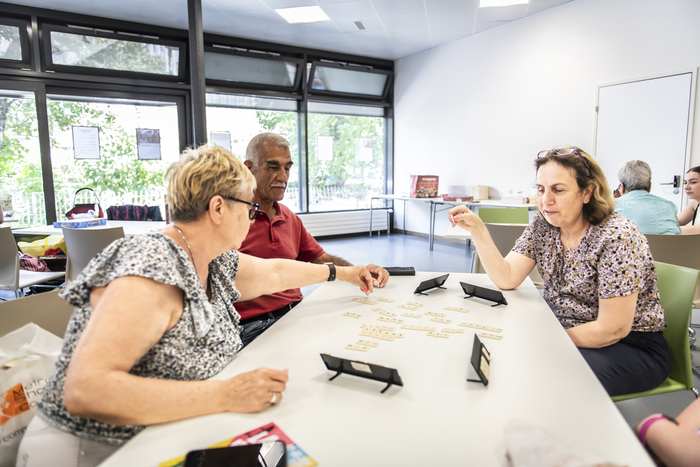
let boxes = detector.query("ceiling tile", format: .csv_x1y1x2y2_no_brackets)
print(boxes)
431,28,474,46
381,14,429,30
261,0,316,9
296,20,340,33
428,9,475,44
151,0,188,19
525,0,573,16
386,27,432,45
3,0,575,61
236,9,293,27
347,30,391,50
476,4,528,22
428,9,476,30
304,32,352,49
346,35,396,58
316,0,368,4
425,0,478,13
203,14,248,36
335,17,385,32
321,1,377,21
372,0,425,16
2,0,57,6
205,0,268,13
99,1,186,29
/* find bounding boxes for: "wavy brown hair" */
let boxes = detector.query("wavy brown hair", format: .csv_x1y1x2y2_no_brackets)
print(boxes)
535,147,615,225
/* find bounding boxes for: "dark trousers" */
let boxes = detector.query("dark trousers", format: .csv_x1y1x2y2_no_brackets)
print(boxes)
239,301,300,348
579,331,671,396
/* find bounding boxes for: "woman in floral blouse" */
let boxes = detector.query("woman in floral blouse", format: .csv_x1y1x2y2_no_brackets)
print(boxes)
17,145,376,467
449,147,670,397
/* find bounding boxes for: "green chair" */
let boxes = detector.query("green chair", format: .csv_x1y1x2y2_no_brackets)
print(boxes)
612,261,700,402
477,207,529,224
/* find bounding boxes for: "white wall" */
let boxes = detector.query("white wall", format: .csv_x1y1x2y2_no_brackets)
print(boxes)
393,0,700,236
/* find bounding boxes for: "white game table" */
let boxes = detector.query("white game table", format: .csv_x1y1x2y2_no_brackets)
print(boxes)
100,272,653,467
11,220,166,237
369,194,537,250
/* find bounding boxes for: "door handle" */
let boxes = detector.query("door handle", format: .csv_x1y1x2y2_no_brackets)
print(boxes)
660,175,681,188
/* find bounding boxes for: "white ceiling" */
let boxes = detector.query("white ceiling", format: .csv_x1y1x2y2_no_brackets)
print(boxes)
4,0,575,60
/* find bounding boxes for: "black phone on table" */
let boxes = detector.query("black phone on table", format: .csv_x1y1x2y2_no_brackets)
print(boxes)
184,441,286,467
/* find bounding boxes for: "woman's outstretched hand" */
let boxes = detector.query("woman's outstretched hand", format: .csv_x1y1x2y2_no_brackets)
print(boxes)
448,205,485,234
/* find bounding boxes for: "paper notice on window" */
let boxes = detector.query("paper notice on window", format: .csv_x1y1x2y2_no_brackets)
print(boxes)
137,129,161,160
72,126,100,160
357,137,373,162
211,131,231,152
317,135,334,161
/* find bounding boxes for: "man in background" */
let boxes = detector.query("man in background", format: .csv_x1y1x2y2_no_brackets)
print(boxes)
615,160,681,235
236,132,389,346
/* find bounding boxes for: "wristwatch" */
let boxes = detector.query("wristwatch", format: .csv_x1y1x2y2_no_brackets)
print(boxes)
325,262,336,282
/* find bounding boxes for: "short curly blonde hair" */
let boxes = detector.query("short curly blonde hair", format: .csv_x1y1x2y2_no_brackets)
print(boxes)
167,145,256,223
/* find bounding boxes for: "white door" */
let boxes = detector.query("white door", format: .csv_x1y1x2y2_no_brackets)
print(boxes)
595,72,696,211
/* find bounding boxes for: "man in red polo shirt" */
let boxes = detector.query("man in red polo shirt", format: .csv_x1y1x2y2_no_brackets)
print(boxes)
237,133,389,346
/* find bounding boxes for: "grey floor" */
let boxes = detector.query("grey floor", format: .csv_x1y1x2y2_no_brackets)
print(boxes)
4,232,699,429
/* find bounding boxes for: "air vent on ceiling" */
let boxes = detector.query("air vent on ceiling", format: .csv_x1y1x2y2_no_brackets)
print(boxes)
354,21,366,30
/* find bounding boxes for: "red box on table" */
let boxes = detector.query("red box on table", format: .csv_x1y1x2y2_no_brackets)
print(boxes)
410,175,439,198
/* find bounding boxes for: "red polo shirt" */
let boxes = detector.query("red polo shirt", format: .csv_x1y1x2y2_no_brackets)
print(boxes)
236,201,324,320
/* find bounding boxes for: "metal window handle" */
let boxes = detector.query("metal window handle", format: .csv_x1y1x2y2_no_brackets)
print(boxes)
660,175,681,188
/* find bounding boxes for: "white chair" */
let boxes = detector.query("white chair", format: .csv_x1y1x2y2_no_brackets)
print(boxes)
62,226,125,282
0,226,66,299
471,223,544,288
0,289,74,338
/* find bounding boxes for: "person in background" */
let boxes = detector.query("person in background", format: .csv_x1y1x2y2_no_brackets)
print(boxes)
448,147,670,397
615,160,681,235
16,145,375,467
678,166,700,234
236,132,389,346
634,397,700,466
0,205,3,224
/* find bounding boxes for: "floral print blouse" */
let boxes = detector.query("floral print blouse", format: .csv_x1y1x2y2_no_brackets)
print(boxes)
512,213,665,332
39,234,243,445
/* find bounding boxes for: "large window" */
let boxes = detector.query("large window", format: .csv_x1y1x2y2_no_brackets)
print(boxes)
47,96,180,223
44,25,184,78
0,24,22,61
308,103,385,212
0,89,41,227
205,93,300,212
0,6,393,224
204,49,302,91
0,18,29,66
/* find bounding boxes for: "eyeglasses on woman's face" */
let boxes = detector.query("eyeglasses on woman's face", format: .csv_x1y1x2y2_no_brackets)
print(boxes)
537,147,591,176
222,196,259,220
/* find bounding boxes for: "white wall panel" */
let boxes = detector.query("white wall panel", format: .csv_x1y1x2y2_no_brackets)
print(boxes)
394,0,700,234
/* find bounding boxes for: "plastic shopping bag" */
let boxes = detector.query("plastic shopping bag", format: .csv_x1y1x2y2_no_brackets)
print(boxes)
17,235,67,258
0,324,63,467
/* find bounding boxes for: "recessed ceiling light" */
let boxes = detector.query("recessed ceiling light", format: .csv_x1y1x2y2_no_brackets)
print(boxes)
275,6,330,24
479,0,529,7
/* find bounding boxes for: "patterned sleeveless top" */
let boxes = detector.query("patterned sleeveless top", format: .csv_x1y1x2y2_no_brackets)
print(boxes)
38,233,243,445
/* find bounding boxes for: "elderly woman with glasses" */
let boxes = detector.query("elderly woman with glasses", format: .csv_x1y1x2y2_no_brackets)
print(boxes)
448,147,670,397
17,145,377,467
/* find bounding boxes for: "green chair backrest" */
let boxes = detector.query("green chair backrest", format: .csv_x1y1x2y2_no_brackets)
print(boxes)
655,261,700,390
477,207,529,224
